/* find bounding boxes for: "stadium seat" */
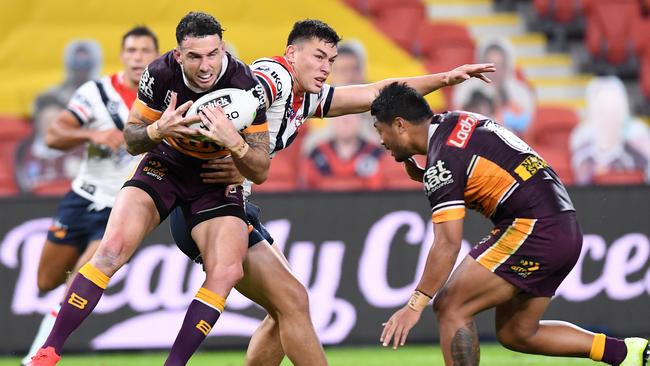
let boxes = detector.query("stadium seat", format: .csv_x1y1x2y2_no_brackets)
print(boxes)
414,22,475,73
584,0,641,75
592,170,646,185
0,140,21,196
372,2,426,51
526,106,579,148
254,136,302,193
31,179,72,196
0,115,32,141
525,106,579,185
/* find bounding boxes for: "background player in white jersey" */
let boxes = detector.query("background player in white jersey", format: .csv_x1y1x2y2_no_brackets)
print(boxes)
21,26,159,365
170,19,495,365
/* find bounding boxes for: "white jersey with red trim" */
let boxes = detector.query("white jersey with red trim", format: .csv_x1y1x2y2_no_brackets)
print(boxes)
251,56,335,158
66,73,141,209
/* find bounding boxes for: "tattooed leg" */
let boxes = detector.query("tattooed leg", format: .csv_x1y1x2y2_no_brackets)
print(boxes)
450,321,480,366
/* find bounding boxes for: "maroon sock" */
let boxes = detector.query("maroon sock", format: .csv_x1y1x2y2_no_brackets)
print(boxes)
42,273,106,354
164,299,222,366
602,336,627,365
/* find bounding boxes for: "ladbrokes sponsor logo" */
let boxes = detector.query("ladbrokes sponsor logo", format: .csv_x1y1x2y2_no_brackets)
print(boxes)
142,160,167,181
423,160,453,194
446,113,478,149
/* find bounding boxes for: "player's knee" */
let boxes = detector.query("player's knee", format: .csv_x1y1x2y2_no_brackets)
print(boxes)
496,326,530,352
432,289,452,319
37,273,63,292
92,236,129,273
279,281,310,315
208,263,244,287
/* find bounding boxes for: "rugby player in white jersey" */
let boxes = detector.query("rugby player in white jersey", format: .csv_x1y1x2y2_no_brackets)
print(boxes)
21,26,159,366
169,19,495,365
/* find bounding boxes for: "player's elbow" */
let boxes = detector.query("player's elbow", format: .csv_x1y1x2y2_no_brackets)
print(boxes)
44,128,63,149
249,167,269,185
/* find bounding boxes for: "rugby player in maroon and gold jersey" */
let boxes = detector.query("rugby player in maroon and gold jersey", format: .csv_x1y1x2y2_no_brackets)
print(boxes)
373,82,649,366
29,12,270,366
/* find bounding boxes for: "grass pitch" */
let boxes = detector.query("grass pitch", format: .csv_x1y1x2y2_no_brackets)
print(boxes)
0,344,594,365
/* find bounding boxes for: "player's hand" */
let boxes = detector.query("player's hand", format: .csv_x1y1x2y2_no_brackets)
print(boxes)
381,305,422,350
404,157,425,182
200,156,245,185
156,92,202,139
197,106,243,150
443,63,495,86
90,129,124,151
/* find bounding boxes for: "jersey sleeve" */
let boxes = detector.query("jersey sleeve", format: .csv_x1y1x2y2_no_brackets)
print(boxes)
425,153,467,223
134,62,167,121
66,81,98,126
250,59,292,105
312,84,335,118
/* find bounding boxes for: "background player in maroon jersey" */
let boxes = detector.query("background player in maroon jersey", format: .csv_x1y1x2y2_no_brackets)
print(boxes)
373,82,649,366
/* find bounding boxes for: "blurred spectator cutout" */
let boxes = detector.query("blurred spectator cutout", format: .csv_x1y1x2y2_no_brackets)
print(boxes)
571,76,650,185
454,37,535,135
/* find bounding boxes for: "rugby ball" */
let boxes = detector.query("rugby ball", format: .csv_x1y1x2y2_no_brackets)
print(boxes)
186,87,259,142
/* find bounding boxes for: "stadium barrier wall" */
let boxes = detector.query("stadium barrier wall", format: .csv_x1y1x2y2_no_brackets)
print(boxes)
1,187,649,353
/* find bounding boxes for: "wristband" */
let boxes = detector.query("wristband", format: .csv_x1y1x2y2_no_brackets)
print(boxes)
230,139,250,159
146,121,163,142
407,290,432,312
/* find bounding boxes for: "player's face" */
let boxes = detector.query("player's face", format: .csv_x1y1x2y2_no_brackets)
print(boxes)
287,38,338,94
174,35,225,92
374,120,410,162
121,35,158,89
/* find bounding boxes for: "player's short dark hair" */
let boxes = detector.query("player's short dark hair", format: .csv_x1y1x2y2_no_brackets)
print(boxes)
287,19,341,46
122,26,159,52
371,82,433,125
176,12,224,45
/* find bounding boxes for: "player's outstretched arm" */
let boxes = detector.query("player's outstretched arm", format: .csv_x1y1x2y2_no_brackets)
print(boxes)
381,219,464,349
326,63,495,117
124,92,200,155
45,110,124,151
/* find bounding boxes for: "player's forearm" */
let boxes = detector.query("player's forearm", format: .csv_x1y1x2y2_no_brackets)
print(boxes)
45,126,93,150
416,238,460,297
376,73,449,97
124,121,161,155
229,132,270,185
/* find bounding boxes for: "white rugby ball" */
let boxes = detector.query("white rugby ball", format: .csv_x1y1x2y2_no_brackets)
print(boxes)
186,87,259,141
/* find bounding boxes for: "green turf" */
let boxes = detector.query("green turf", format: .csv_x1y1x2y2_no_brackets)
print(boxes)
0,344,594,365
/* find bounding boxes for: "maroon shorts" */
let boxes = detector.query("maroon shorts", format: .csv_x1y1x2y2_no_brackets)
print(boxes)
469,211,582,297
123,143,247,229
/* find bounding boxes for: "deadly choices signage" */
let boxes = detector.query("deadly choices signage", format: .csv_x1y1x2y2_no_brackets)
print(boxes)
1,188,649,353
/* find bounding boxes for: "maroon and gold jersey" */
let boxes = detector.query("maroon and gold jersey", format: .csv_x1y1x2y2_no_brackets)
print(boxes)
425,111,574,224
134,51,267,159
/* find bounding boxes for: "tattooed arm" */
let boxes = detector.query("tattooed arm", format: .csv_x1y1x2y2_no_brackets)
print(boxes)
230,130,270,185
124,106,158,155
196,106,270,185
124,93,200,155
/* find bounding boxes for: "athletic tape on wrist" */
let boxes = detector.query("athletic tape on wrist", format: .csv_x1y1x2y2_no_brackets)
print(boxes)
407,290,431,312
230,140,250,159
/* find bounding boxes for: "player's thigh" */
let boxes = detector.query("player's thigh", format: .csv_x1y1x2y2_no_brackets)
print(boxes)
191,215,248,268
236,241,307,314
94,187,160,268
434,256,519,318
37,240,81,290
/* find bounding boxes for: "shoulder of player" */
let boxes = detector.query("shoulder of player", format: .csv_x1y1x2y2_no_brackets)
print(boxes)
250,57,292,104
142,51,176,84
